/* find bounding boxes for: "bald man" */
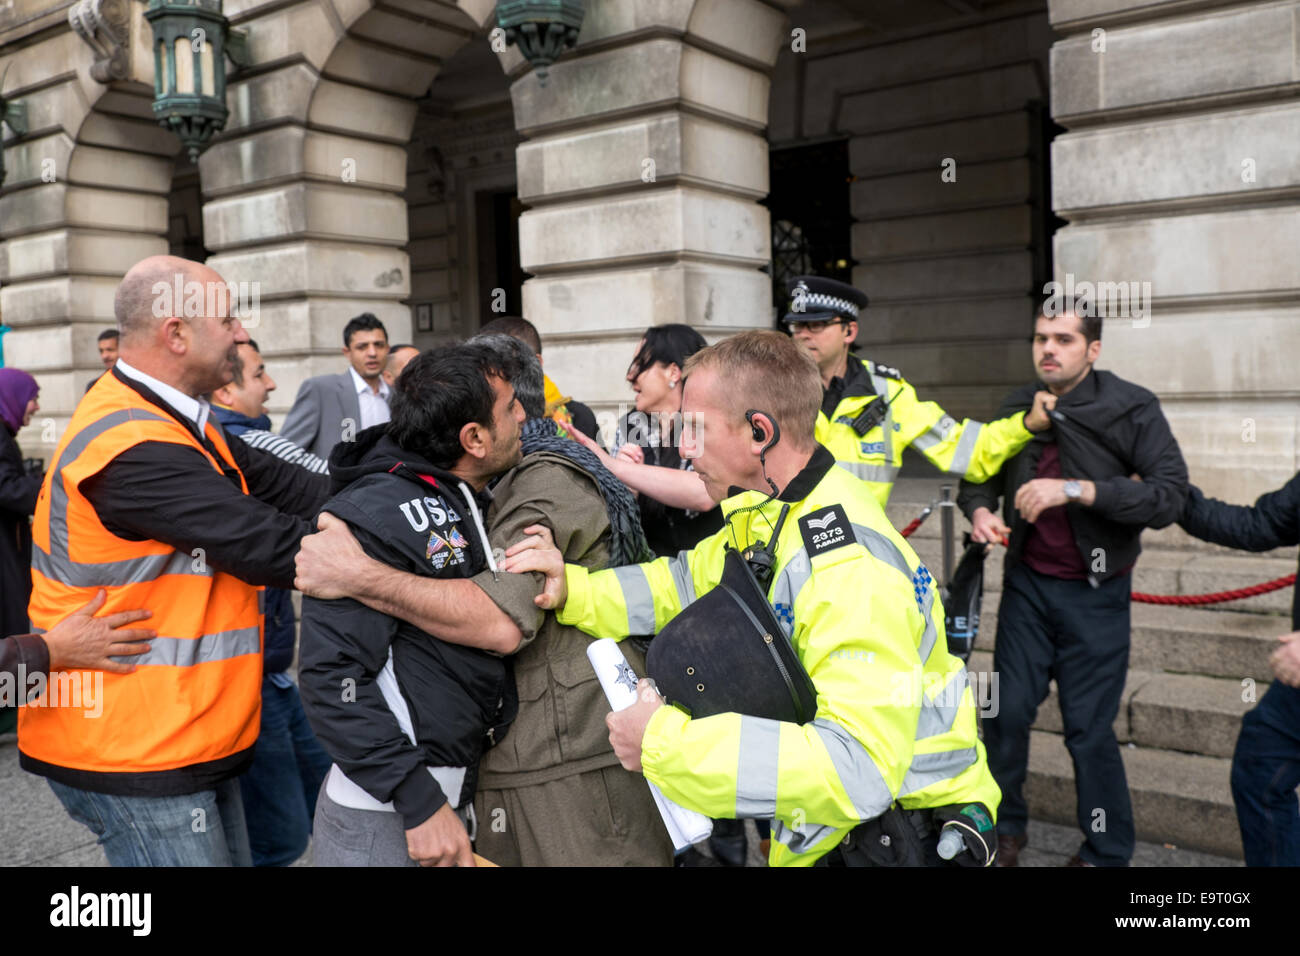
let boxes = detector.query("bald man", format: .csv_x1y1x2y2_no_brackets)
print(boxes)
381,343,419,389
20,255,332,867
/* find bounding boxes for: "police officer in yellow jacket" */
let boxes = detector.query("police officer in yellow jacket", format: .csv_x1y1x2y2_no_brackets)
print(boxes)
785,276,1053,507
503,331,1001,867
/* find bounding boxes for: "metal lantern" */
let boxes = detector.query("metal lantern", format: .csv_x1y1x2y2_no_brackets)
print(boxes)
0,68,29,189
144,0,248,163
496,0,584,85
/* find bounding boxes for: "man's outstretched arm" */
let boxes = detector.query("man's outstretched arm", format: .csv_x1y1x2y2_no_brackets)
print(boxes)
295,513,522,654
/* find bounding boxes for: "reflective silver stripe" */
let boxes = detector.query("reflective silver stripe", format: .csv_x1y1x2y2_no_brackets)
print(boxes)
48,407,171,555
772,819,841,855
666,550,696,610
915,668,969,740
125,626,261,667
812,718,893,821
770,548,811,637
910,415,957,454
869,371,896,465
836,460,899,484
735,716,781,818
850,523,912,579
32,546,211,588
947,420,984,476
851,523,939,662
38,406,216,586
916,583,938,664
612,564,657,635
899,746,978,797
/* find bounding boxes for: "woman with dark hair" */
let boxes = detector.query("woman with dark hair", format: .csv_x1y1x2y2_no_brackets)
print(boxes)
0,368,44,733
573,324,722,559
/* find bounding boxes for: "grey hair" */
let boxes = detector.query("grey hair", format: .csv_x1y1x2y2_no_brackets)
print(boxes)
465,332,545,419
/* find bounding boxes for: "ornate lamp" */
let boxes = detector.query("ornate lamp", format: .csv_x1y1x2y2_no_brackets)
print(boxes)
144,0,249,163
496,0,585,85
0,68,29,189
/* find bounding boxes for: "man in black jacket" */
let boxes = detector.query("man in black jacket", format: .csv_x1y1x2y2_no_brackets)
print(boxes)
298,344,528,867
1179,478,1300,866
959,303,1188,867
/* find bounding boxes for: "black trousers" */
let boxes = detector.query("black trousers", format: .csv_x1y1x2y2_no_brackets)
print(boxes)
986,562,1136,866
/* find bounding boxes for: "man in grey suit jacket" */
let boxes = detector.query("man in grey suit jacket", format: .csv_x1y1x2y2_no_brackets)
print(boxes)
282,314,392,460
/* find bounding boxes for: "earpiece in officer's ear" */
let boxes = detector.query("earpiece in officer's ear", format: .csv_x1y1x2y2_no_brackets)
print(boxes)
746,409,781,452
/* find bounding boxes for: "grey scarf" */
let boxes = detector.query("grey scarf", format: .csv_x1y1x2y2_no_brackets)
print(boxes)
520,417,653,568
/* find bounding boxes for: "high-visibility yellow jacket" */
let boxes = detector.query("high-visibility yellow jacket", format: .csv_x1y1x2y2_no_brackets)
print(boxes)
557,445,1000,866
816,355,1033,507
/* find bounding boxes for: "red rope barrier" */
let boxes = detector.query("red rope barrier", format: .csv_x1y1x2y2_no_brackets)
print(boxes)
898,514,926,539
1132,574,1295,606
895,506,1294,606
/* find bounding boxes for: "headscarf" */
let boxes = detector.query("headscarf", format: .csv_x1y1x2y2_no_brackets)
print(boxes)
0,368,38,434
520,416,653,568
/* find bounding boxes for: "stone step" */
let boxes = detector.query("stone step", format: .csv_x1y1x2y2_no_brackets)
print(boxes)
968,652,1263,759
1020,729,1242,859
971,601,1286,683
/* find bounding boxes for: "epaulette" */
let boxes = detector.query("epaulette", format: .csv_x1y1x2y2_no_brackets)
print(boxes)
871,362,903,381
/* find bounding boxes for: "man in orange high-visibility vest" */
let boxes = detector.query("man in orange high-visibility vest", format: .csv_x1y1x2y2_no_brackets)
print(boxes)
19,254,339,866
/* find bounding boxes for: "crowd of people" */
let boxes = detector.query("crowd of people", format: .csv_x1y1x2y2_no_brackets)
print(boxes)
1,255,1298,868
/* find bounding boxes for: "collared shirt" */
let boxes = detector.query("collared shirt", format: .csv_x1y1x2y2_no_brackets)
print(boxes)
349,366,391,431
115,358,211,435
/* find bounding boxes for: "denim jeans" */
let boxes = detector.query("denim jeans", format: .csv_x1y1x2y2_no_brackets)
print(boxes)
238,675,333,866
1230,680,1300,866
48,776,252,867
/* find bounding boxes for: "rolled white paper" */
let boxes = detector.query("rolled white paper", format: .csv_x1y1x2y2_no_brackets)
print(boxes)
587,638,713,851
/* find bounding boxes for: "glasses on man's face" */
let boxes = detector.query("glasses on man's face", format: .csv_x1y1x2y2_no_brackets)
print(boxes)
788,318,843,334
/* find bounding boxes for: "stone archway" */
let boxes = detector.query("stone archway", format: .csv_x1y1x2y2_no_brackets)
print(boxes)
500,0,789,421
0,2,181,458
198,0,498,408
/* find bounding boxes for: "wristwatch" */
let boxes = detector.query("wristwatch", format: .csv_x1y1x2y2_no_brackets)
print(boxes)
1063,479,1082,502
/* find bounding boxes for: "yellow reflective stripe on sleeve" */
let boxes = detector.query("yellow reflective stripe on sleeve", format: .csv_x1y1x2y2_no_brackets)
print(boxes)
899,746,979,797
812,718,894,820
611,564,657,635
735,716,781,817
949,420,984,476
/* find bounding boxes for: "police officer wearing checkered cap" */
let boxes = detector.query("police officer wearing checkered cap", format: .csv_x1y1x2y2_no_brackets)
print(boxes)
782,275,1056,507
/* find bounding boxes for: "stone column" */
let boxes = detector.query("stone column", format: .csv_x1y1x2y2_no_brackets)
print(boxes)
0,0,175,459
1047,0,1300,503
509,0,787,425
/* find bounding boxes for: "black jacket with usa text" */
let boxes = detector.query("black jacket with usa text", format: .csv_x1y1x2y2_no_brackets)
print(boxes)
298,427,517,829
958,369,1188,587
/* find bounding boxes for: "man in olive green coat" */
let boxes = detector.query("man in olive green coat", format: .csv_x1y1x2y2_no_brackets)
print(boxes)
469,334,673,867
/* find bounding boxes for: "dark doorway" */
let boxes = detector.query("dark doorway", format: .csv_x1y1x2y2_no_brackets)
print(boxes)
167,153,209,263
764,140,854,317
475,189,526,323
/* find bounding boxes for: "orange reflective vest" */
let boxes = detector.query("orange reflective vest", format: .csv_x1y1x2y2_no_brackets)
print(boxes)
20,371,263,793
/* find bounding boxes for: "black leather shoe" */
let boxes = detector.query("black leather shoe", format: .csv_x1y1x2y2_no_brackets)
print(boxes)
996,832,1027,867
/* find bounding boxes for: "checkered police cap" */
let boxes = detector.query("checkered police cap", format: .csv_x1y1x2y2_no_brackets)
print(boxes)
781,275,869,324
